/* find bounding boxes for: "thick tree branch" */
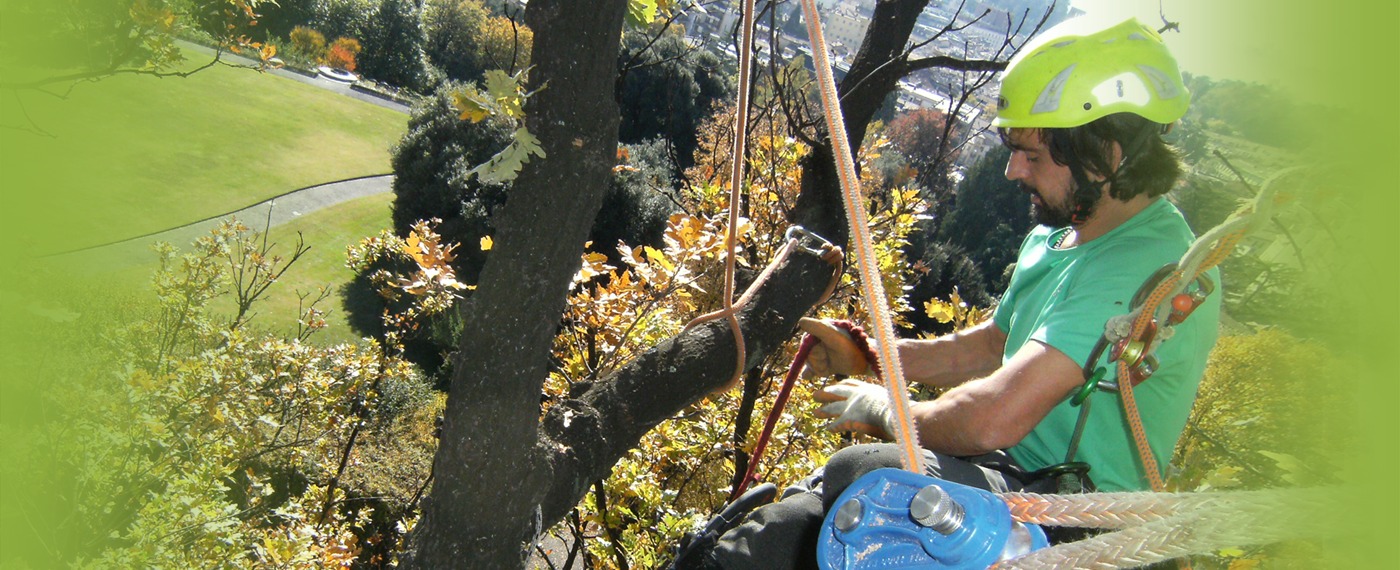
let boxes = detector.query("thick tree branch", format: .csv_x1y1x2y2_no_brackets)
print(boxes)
537,0,940,530
902,56,1007,74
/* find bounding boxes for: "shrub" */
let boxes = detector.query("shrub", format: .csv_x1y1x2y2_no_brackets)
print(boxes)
310,0,376,41
289,25,328,59
4,222,434,569
326,36,361,70
358,0,429,90
1172,329,1350,491
423,0,490,81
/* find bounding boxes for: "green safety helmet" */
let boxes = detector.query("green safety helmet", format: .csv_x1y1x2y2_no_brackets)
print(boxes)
992,17,1189,129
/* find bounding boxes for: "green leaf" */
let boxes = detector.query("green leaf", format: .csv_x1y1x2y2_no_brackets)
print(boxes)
483,69,526,119
466,127,546,184
626,0,658,29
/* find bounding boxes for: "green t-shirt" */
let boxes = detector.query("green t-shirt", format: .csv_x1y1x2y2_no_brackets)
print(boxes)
993,199,1220,491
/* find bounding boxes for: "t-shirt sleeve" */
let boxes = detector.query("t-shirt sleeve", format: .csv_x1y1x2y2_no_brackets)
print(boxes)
1029,239,1181,368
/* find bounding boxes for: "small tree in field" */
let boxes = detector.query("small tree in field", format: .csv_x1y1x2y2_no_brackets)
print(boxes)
289,25,329,62
359,0,428,89
327,37,362,70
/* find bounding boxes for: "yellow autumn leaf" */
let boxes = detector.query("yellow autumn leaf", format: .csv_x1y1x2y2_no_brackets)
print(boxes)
643,246,675,272
480,236,494,251
924,299,955,323
452,90,491,122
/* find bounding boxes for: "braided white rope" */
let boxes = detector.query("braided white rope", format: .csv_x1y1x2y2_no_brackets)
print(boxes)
1147,166,1294,326
997,488,1340,570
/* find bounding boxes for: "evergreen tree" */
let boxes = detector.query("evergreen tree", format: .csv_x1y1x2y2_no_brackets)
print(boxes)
309,0,376,43
389,84,516,282
616,30,734,170
359,0,429,90
937,146,1034,292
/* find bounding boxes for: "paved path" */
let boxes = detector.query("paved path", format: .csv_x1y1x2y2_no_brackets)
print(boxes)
177,39,412,115
50,42,418,274
53,175,395,274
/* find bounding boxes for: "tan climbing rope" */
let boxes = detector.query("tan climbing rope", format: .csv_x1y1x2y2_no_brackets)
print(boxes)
797,0,924,474
680,0,843,393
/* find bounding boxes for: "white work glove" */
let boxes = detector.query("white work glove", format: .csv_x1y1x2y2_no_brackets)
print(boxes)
813,379,896,440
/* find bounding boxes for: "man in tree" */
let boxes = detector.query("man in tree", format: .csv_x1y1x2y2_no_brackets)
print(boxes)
674,16,1220,570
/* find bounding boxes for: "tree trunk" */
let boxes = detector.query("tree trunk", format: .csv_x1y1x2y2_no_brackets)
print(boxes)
405,2,935,568
404,0,629,567
792,0,930,242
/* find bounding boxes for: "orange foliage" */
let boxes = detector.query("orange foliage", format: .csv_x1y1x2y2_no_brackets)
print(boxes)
326,37,361,71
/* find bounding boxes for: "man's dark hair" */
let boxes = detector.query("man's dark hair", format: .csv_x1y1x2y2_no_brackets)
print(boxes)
999,113,1184,201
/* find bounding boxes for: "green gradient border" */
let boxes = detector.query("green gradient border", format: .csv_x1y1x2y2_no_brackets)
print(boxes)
1275,0,1400,568
1,0,1397,568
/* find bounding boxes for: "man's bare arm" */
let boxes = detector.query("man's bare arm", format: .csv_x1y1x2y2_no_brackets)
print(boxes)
897,319,1009,389
909,340,1083,456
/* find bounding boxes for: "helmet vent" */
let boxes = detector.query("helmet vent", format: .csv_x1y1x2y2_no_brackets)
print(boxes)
1128,32,1148,40
1031,63,1076,114
1092,72,1151,107
1051,40,1076,48
1138,64,1182,99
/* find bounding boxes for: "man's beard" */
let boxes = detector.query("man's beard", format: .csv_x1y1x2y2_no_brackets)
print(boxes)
1023,183,1077,227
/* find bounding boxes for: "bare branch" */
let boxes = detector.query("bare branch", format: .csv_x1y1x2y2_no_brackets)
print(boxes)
0,52,228,91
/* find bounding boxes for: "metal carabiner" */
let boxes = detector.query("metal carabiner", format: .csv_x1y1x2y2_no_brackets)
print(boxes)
785,225,834,257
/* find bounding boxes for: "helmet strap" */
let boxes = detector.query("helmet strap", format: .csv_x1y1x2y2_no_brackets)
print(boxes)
1068,165,1105,226
1069,120,1163,225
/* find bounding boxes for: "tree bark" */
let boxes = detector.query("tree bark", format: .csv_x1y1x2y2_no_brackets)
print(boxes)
792,0,930,242
406,1,940,567
404,1,629,567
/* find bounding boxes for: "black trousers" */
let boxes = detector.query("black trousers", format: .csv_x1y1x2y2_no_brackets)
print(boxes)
710,443,1056,570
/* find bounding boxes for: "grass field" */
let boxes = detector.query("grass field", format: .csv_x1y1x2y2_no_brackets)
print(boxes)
1,48,408,255
252,193,394,345
103,192,394,346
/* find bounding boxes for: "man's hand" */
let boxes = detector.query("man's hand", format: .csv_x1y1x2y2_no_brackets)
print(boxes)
813,379,896,440
798,318,871,379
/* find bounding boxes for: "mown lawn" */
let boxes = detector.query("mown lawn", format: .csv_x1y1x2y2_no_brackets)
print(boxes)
251,192,394,346
2,48,408,255
102,193,394,346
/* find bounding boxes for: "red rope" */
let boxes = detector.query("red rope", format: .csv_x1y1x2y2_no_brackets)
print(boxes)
729,321,882,500
731,334,820,500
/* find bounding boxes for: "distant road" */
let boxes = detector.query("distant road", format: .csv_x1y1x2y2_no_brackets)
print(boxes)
53,175,395,274
176,39,412,115
50,42,415,274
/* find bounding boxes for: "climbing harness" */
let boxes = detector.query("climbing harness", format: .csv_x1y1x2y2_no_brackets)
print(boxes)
1075,182,1273,493
678,3,1317,568
781,6,1318,570
812,180,1294,570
